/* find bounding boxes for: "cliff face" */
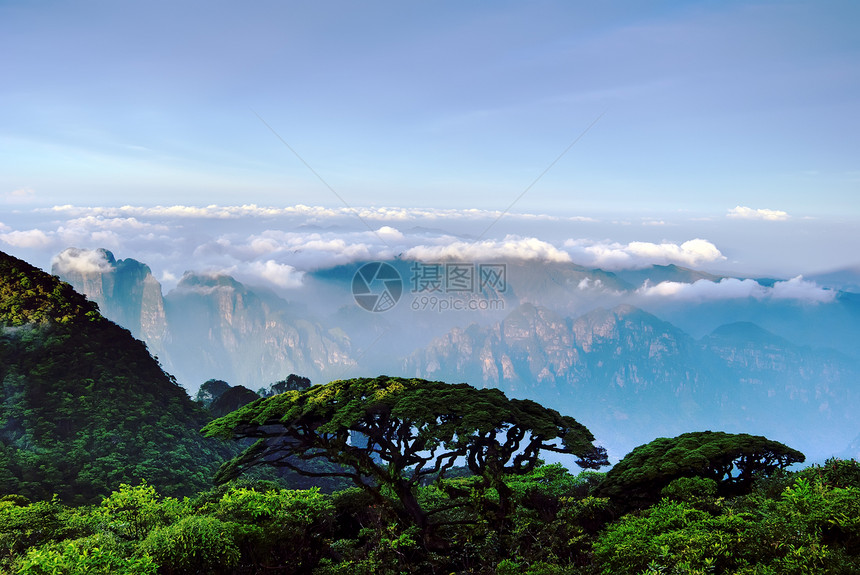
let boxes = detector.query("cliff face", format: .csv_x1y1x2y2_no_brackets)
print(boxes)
404,303,859,459
406,304,702,398
52,250,354,391
52,248,169,358
163,273,354,390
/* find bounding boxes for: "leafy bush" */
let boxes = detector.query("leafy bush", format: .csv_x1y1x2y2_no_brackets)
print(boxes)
592,499,752,575
139,515,240,575
15,533,157,575
0,497,98,571
597,431,804,509
98,482,188,541
798,458,860,489
496,558,577,574
206,486,333,571
592,475,860,575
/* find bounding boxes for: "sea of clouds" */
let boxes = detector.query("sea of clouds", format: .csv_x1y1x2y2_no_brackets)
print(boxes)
0,204,838,304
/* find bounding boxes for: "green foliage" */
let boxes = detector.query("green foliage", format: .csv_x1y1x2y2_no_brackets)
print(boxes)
98,482,189,541
259,373,312,397
797,457,860,489
315,519,423,575
15,533,157,575
194,379,231,407
139,515,240,574
0,460,859,574
496,559,577,575
592,473,860,575
661,476,718,503
208,486,334,571
597,431,804,508
0,253,103,327
593,499,752,574
0,497,83,571
208,385,261,417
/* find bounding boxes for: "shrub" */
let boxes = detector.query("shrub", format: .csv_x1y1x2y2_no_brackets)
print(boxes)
208,486,333,570
99,482,188,541
139,515,240,575
15,533,157,575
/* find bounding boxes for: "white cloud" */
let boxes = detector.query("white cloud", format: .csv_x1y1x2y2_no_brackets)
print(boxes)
51,247,114,274
770,275,836,302
727,206,790,221
578,277,604,290
0,229,54,249
4,187,36,204
405,236,571,262
245,260,304,288
161,270,179,285
564,238,725,269
374,226,404,241
637,278,767,300
637,276,835,303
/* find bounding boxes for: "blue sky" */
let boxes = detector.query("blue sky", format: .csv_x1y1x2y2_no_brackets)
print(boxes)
0,1,858,278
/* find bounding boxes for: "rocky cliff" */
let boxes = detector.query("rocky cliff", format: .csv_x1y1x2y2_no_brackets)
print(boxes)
51,248,169,358
52,249,355,392
163,272,355,390
405,304,859,460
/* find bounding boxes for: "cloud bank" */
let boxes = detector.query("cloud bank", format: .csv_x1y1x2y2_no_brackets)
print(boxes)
405,236,572,263
564,238,725,269
0,204,815,295
4,187,37,204
637,276,835,303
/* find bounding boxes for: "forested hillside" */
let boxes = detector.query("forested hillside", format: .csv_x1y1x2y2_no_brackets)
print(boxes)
0,251,229,503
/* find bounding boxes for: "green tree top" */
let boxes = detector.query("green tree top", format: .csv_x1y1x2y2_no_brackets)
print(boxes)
597,430,804,507
203,376,608,544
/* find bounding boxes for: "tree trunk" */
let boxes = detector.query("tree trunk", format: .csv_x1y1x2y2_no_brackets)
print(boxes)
393,480,449,551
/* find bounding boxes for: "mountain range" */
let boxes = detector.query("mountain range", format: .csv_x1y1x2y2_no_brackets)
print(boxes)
51,248,860,462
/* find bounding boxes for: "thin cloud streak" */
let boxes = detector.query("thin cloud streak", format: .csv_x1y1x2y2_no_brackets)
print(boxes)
727,206,790,221
45,204,599,223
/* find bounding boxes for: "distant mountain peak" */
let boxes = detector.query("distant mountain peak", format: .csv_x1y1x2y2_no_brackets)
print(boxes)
174,271,246,292
706,321,788,346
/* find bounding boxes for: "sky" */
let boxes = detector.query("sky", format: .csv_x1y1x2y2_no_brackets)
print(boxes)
1,1,858,283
